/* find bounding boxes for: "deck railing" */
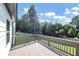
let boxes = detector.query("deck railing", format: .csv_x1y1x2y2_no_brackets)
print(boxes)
14,33,79,56
37,34,79,56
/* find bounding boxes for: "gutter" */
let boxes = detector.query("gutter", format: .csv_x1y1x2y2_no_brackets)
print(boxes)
4,3,12,19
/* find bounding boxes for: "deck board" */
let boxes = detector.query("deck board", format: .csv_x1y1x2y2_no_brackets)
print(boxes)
8,43,59,56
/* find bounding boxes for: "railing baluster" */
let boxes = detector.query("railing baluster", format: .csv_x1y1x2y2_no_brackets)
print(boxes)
71,47,74,55
62,45,64,51
73,48,76,56
48,40,50,46
60,44,62,50
76,44,79,56
65,42,67,52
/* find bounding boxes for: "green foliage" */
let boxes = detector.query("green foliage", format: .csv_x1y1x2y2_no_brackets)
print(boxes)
41,23,63,37
59,29,64,35
72,15,79,29
41,22,78,38
77,32,79,38
16,19,21,31
62,24,77,38
51,23,63,37
67,27,77,37
19,14,30,32
16,5,40,33
28,5,40,33
42,22,48,35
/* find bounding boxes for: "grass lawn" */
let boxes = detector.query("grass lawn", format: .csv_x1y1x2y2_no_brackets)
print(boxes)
15,35,34,45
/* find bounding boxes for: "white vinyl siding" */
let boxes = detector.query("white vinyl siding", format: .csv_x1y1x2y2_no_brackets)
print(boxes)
0,4,12,56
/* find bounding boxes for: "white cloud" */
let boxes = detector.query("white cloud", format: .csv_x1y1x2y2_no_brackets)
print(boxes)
65,8,71,15
39,19,50,23
72,11,79,16
39,19,45,23
53,15,63,20
62,16,71,23
71,7,79,11
24,8,29,14
45,12,56,17
53,15,71,24
39,11,71,24
71,7,79,16
35,7,38,10
65,6,79,18
40,13,44,16
40,12,56,18
39,5,79,24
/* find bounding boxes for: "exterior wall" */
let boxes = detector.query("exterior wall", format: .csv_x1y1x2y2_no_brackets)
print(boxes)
0,4,12,56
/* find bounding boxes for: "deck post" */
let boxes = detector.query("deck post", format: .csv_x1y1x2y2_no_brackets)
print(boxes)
48,38,50,46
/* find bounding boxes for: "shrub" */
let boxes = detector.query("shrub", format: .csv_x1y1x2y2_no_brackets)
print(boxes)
67,27,77,38
77,32,79,38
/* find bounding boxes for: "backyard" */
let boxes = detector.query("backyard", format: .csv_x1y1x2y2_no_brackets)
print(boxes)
14,3,79,56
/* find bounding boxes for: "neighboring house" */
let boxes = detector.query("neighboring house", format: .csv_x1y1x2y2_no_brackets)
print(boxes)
0,3,16,56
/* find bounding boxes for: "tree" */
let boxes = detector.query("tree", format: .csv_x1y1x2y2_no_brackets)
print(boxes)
63,24,77,38
28,5,40,34
21,14,30,32
71,15,79,29
63,24,71,36
67,26,77,37
71,15,79,38
77,32,79,38
18,5,41,33
42,22,48,35
16,19,21,31
41,22,63,37
44,23,52,35
51,23,63,37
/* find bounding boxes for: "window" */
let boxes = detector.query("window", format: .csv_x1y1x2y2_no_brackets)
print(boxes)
7,20,10,31
6,19,10,45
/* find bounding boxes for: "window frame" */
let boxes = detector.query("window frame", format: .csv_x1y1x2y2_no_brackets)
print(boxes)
6,19,10,45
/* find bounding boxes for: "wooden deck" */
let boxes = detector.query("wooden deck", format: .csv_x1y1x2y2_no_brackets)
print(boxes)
8,43,59,56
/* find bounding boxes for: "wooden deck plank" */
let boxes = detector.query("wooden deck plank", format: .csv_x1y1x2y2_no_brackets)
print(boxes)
8,43,59,56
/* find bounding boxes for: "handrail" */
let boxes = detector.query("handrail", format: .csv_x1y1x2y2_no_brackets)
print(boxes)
37,34,79,56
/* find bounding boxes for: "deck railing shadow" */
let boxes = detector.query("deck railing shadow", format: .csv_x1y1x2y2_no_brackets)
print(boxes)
10,41,36,51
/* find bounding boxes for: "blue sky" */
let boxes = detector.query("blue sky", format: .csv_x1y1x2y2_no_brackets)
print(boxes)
18,3,79,24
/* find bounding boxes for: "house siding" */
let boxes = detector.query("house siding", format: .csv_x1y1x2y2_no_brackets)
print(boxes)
0,4,12,56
